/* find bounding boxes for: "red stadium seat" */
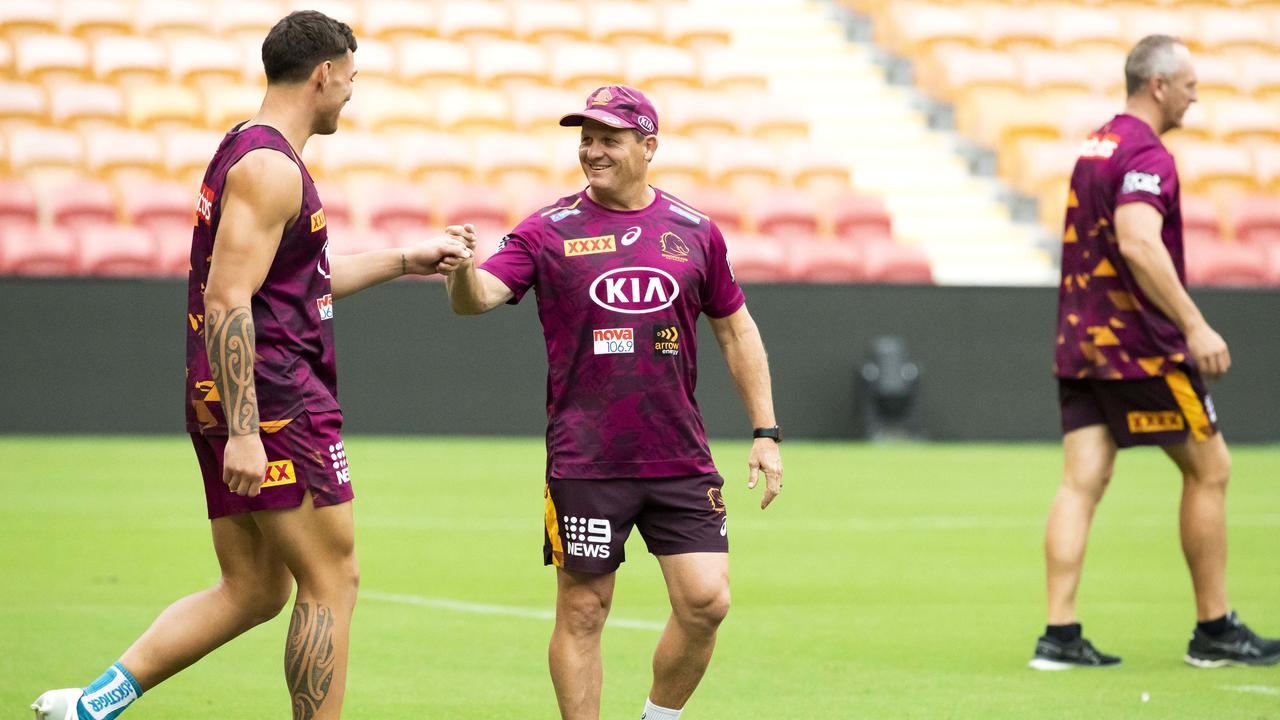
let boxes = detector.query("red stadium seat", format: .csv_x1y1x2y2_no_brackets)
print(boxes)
675,188,742,233
312,181,352,228
832,193,894,245
724,233,791,283
146,218,193,276
751,190,820,238
862,242,933,284
1184,239,1271,288
119,179,192,229
48,82,125,127
325,226,392,256
0,225,78,276
77,224,158,276
363,0,436,41
1180,195,1223,245
0,179,38,226
512,2,587,44
789,241,865,283
1227,195,1280,246
46,179,118,229
362,182,430,235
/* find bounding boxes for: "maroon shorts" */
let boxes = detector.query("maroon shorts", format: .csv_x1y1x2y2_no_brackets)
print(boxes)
1059,366,1219,448
543,473,729,574
191,411,353,519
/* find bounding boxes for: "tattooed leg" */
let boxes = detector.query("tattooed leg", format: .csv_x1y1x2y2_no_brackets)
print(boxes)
286,602,337,720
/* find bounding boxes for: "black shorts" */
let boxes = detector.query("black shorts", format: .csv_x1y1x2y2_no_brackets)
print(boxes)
543,474,729,574
1059,366,1219,448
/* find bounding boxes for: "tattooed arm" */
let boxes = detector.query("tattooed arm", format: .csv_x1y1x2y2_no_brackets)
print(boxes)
205,148,301,497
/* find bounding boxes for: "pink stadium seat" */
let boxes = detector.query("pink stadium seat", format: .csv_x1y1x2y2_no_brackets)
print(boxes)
396,38,474,85
1184,239,1271,288
167,37,245,86
512,2,587,44
147,218,194,276
1228,195,1280,246
119,179,192,228
586,2,664,45
0,225,78,276
0,81,47,125
1266,243,1280,286
862,242,933,284
1049,5,1127,51
91,35,167,83
751,190,820,238
1180,195,1223,245
979,5,1053,51
832,193,894,245
363,182,430,234
326,226,392,256
549,42,625,92
0,179,38,226
439,185,510,228
0,4,59,36
660,5,732,49
46,179,118,229
6,127,84,173
472,40,551,87
724,233,790,283
623,44,699,92
48,82,125,127
15,34,90,80
676,188,742,233
312,181,352,228
362,0,435,41
437,2,512,42
84,127,163,176
788,241,865,283
77,224,159,277
58,0,133,38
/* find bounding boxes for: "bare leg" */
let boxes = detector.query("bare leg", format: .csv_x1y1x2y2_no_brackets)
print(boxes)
1044,425,1117,625
254,494,358,720
119,512,293,690
648,552,730,710
1163,433,1232,621
548,568,615,720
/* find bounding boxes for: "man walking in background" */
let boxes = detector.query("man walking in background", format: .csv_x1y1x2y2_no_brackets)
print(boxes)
1033,34,1280,670
32,11,470,719
446,85,785,719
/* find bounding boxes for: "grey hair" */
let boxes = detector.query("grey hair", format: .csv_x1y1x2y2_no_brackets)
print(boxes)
1125,35,1184,97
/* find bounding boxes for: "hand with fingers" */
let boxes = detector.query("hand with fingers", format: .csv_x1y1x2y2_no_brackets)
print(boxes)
748,438,783,509
223,433,268,497
404,226,475,276
1185,321,1230,379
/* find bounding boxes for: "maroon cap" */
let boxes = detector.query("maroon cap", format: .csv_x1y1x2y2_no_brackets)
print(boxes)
559,85,659,135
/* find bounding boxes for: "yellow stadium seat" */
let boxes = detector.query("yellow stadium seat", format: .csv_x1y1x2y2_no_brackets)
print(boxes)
362,0,436,41
0,81,47,126
510,86,585,133
203,84,264,131
0,4,58,39
660,89,742,138
437,2,514,42
59,0,133,39
708,137,783,195
1121,8,1194,51
549,42,625,93
1055,97,1126,143
980,5,1054,52
512,2,588,44
1013,139,1080,198
586,2,665,46
1241,53,1280,100
1019,50,1102,95
1049,5,1128,52
1174,140,1259,196
126,84,203,129
660,4,732,50
624,44,700,94
15,35,90,82
1196,9,1275,54
392,132,472,190
1191,54,1249,100
167,37,246,86
396,38,475,87
213,0,287,42
646,134,709,190
784,144,852,196
474,132,555,191
346,38,397,82
92,36,167,85
1209,99,1280,142
698,46,768,93
472,40,551,88
350,83,434,132
309,131,396,181
133,0,208,40
160,128,223,180
1250,143,1280,192
84,128,163,177
48,82,125,128
924,48,1020,104
748,105,811,142
0,39,12,80
879,3,981,58
434,88,512,134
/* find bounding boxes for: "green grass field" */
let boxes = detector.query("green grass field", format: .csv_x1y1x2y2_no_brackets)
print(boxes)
3,437,1278,719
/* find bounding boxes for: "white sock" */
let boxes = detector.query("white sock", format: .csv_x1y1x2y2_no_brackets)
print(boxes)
642,698,682,720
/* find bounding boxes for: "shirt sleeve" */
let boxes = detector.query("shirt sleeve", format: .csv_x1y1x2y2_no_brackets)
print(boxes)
479,227,539,304
1115,145,1176,215
700,221,746,318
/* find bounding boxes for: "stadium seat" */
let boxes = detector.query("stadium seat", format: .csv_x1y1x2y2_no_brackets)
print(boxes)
512,2,588,44
748,104,811,143
624,44,700,94
14,34,90,81
724,233,791,282
1018,51,1101,95
0,225,78,276
861,242,933,284
119,179,193,229
285,1,359,32
146,218,194,276
202,84,264,131
348,38,397,82
1121,8,1193,49
698,46,768,93
0,81,47,126
84,128,163,177
160,128,223,180
393,132,472,189
1049,5,1127,52
351,83,434,132
77,224,159,276
326,226,392,256
0,39,12,80
396,38,475,87
980,5,1054,52
310,131,396,180
786,144,852,195
126,84,203,129
879,3,981,58
0,4,58,38
309,180,352,228
548,42,625,93
1184,239,1271,287
832,193,894,245
438,184,510,228
751,189,820,238
1266,243,1280,286
436,2,513,42
58,0,133,39
0,179,38,226
45,178,118,228
1175,141,1258,196
1012,140,1080,198
707,138,782,194
1208,99,1280,143
788,241,865,283
6,127,84,173
660,89,741,138
1197,9,1274,54
167,37,245,86
660,4,732,49
510,86,585,132
133,0,207,39
1252,143,1280,192
1180,194,1223,245
362,182,431,235
433,88,512,134
1227,194,1280,246
1242,53,1280,100
474,132,554,191
676,187,743,233
362,0,436,41
92,35,167,84
642,134,707,191
925,48,1020,103
1189,54,1248,100
48,82,125,128
472,40,551,88
213,0,287,41
586,2,664,46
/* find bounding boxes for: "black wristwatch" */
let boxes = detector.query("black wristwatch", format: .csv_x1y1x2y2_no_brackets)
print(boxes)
752,426,782,443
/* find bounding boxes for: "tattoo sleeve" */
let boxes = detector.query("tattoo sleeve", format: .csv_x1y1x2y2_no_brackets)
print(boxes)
204,305,259,436
285,602,336,720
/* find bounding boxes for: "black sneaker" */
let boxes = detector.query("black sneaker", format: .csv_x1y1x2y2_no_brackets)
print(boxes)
1185,611,1280,668
1029,635,1122,670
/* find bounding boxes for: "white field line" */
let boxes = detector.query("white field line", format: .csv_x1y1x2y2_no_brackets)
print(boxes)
1219,685,1280,696
362,590,665,631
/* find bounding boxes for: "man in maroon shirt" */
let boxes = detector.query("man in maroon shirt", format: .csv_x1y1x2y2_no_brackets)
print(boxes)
447,86,784,720
1033,35,1279,670
33,12,470,720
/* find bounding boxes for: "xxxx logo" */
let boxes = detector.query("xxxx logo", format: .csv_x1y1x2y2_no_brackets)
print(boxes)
564,235,617,257
261,459,297,488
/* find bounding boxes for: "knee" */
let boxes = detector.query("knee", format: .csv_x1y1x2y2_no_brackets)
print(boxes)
1186,455,1231,491
675,586,731,632
224,573,293,626
1061,468,1112,503
557,589,611,638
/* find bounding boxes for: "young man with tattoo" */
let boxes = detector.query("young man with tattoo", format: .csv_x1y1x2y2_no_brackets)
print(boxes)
32,12,472,720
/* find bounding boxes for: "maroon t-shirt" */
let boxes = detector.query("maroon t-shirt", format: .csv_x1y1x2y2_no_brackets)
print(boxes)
1055,113,1191,380
481,188,745,478
185,124,339,434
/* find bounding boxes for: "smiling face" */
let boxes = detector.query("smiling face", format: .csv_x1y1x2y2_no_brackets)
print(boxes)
313,49,356,136
578,118,655,200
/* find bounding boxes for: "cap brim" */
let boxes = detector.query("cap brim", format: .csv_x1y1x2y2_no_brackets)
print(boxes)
559,109,636,130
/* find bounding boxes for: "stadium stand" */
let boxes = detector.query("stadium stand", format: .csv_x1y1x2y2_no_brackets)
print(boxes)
0,0,1274,286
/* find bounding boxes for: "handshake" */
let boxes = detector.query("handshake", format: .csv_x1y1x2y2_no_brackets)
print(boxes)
404,223,480,276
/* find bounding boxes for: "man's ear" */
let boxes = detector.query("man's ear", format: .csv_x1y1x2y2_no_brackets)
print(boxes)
314,60,332,88
643,135,658,162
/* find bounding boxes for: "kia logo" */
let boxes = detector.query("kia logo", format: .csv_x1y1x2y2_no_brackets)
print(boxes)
588,267,680,314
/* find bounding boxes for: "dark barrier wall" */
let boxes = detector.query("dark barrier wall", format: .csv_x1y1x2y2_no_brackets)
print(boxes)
1,278,1277,441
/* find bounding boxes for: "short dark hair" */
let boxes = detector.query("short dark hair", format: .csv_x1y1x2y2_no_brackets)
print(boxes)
1125,34,1182,97
261,11,357,84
